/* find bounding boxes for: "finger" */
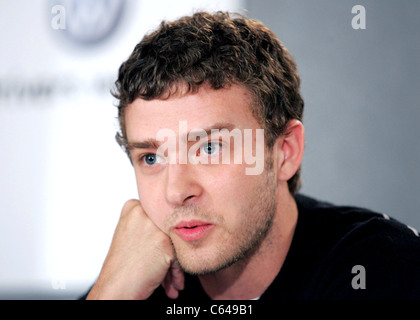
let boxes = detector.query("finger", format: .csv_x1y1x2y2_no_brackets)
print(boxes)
121,199,141,213
162,261,184,299
162,267,175,298
170,260,185,291
162,275,179,299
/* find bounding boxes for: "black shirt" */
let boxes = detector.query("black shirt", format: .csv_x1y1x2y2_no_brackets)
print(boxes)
149,194,420,300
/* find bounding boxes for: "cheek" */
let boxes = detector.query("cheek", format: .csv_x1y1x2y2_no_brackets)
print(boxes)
214,168,257,200
207,168,257,217
136,176,168,231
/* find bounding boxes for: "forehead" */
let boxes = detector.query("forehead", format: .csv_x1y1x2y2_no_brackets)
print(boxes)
124,84,260,141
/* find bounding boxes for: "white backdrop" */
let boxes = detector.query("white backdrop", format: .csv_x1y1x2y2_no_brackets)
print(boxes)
0,0,243,299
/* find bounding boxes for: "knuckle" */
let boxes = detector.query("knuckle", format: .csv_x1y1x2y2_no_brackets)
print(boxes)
122,199,140,210
121,199,142,217
152,233,174,258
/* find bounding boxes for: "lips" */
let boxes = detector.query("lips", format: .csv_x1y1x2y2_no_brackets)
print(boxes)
173,220,214,242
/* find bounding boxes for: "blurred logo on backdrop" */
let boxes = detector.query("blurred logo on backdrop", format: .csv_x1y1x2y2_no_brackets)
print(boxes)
50,0,127,46
0,1,128,105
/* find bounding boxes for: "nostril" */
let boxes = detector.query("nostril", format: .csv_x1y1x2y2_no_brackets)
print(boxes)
182,195,195,204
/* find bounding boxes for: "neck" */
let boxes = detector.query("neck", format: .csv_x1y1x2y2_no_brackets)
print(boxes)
198,191,298,300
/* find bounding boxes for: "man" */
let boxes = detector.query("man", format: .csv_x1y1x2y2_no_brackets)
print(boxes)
86,11,420,300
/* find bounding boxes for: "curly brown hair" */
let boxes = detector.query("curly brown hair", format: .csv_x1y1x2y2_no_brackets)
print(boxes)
113,11,304,194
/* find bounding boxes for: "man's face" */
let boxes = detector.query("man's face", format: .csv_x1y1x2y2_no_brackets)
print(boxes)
125,84,278,275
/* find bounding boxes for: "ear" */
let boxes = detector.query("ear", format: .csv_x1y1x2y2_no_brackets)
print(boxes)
274,120,305,184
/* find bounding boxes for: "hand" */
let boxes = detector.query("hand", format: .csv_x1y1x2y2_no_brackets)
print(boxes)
86,200,184,300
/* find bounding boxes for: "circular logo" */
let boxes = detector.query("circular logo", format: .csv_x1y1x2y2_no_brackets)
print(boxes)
51,0,127,45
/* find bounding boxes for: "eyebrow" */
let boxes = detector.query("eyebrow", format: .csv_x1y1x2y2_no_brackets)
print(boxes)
126,122,237,151
126,139,160,152
185,122,237,140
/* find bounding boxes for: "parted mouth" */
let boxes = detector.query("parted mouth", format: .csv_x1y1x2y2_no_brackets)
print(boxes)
173,220,215,242
174,220,213,229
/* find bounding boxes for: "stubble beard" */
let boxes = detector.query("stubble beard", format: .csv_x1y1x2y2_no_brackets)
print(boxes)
166,162,277,276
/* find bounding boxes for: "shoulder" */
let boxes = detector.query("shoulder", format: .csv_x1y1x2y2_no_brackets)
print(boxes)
294,194,420,299
294,194,419,246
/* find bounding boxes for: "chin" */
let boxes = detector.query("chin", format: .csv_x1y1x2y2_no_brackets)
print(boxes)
177,255,237,276
173,240,250,276
171,241,230,275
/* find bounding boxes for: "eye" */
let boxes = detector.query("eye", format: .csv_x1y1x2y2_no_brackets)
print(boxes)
200,142,220,155
141,153,163,166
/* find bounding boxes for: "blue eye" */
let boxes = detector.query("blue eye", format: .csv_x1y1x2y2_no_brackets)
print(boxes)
201,142,220,155
143,153,160,165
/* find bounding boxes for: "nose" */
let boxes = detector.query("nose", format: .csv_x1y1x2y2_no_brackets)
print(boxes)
164,163,203,206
